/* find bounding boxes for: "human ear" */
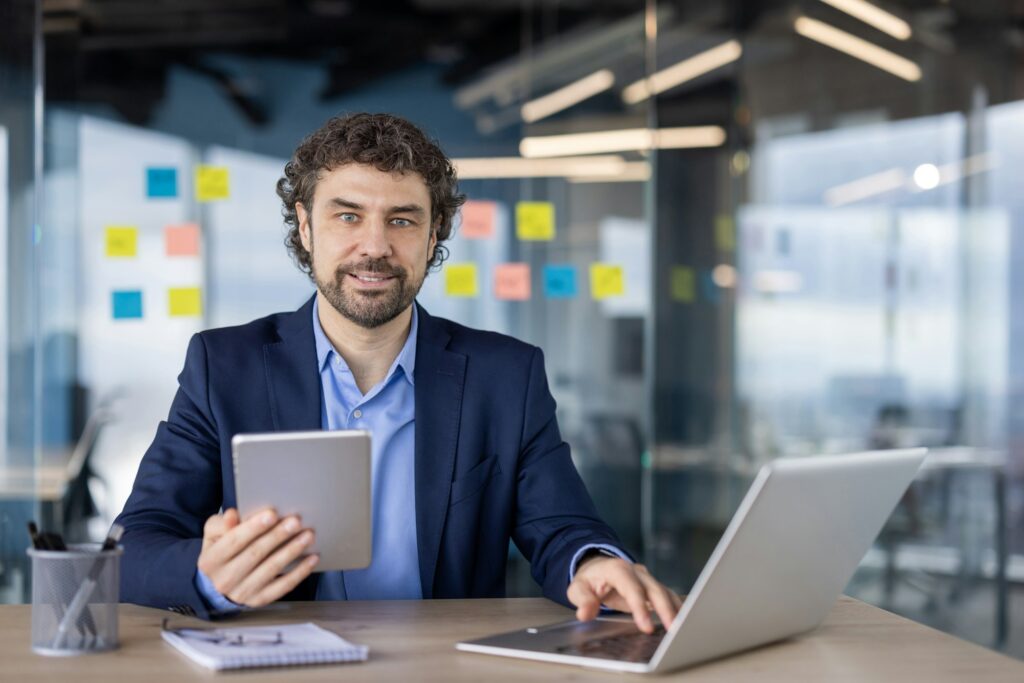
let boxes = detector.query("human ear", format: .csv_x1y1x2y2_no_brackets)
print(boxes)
297,202,312,252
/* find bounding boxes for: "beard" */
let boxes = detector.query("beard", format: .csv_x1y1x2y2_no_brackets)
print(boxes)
315,256,424,329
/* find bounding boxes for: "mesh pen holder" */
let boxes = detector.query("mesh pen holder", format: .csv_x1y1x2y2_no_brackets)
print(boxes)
28,544,123,656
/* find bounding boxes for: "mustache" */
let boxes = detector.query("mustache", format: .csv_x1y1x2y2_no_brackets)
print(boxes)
339,259,407,278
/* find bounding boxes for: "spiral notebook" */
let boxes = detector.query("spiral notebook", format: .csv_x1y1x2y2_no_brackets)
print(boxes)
162,622,369,671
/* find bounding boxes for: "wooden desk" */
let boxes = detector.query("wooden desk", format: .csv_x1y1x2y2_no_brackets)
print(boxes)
2,597,1021,681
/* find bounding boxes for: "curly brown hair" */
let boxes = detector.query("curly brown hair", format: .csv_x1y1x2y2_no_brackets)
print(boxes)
277,112,465,276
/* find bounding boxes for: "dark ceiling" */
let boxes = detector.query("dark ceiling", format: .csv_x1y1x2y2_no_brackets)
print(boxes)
40,0,1024,127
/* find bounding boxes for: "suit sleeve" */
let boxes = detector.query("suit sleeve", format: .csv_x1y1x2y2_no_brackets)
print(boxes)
511,347,632,606
114,333,224,619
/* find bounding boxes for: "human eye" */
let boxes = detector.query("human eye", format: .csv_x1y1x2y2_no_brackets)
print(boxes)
337,212,359,223
390,217,414,227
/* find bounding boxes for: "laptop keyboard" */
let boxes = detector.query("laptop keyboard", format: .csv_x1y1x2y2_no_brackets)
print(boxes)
555,625,666,663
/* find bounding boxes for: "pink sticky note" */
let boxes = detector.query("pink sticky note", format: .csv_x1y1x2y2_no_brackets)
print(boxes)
165,223,200,256
494,263,531,301
460,200,497,239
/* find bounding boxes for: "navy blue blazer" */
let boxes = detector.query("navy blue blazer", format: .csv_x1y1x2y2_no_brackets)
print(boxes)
115,297,624,618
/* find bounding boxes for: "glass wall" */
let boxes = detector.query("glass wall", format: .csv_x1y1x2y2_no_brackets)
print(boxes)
648,0,1023,656
0,0,1021,661
0,0,41,604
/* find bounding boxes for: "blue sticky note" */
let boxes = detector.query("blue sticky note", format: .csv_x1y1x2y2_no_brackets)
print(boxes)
543,265,577,298
147,167,178,198
112,290,143,320
700,270,720,303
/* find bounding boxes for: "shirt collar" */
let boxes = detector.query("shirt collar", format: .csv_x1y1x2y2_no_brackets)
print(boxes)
312,298,418,386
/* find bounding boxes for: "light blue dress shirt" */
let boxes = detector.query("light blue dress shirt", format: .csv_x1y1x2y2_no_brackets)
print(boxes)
195,301,626,612
312,299,421,601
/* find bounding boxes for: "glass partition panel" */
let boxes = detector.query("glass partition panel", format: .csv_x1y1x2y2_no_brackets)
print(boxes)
649,0,1023,657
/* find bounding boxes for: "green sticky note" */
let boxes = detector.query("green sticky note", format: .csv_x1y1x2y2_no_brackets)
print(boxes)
671,266,695,303
715,214,736,252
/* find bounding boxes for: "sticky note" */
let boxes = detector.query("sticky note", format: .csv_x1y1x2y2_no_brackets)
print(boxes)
165,223,200,257
460,200,497,239
715,214,736,251
146,167,178,198
105,226,138,258
700,270,720,303
590,263,625,300
169,287,203,317
670,266,695,303
111,290,143,320
444,264,479,297
195,165,230,202
516,201,555,241
494,263,531,301
543,265,577,298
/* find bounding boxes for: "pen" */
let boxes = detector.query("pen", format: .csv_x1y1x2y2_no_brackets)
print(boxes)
27,522,44,550
50,524,124,650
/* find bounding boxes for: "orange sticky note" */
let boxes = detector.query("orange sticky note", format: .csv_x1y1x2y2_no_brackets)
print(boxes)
460,200,497,239
165,223,200,257
494,263,531,301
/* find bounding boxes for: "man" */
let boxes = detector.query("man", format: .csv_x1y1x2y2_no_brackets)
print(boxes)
116,113,680,633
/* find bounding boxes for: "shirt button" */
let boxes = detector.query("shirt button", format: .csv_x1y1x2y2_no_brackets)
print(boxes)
353,409,363,419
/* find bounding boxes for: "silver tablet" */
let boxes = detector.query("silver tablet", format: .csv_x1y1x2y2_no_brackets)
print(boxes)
231,430,372,573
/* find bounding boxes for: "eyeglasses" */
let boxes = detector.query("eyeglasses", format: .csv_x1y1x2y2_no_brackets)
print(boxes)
161,618,284,647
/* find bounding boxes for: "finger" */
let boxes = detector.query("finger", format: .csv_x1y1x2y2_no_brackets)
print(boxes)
246,554,320,608
567,578,604,622
228,529,315,605
204,507,279,567
215,516,305,593
608,566,654,633
636,569,679,631
223,508,240,528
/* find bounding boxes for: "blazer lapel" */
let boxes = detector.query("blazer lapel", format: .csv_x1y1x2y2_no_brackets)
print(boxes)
264,294,322,432
413,303,466,598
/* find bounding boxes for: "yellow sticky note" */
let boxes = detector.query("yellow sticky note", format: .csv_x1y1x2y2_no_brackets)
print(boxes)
671,266,695,303
714,214,736,252
590,263,624,300
105,226,138,258
516,201,555,241
444,263,479,297
195,165,230,202
168,287,203,317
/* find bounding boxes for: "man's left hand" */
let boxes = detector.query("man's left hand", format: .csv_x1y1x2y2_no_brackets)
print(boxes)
568,555,683,634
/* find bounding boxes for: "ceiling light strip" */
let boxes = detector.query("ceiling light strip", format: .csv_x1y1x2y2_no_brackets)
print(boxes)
521,69,616,123
819,0,912,41
795,16,921,82
520,126,726,158
622,39,743,105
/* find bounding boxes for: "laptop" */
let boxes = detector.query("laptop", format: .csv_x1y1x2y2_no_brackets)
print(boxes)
456,448,927,674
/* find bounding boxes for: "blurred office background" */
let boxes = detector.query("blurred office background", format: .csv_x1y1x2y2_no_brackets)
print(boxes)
2,0,1024,659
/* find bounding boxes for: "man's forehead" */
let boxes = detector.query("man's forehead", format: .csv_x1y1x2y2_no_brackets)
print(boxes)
317,162,426,185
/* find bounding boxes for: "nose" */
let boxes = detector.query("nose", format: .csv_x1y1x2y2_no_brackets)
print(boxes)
360,218,393,260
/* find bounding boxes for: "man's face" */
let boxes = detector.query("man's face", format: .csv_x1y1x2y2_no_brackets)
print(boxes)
298,163,436,329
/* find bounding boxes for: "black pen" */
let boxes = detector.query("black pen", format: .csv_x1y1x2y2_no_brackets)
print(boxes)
27,522,45,550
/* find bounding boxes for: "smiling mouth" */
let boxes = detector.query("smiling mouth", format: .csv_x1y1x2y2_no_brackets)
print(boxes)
348,273,397,286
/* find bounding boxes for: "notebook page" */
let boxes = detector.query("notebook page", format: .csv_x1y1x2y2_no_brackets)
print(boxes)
162,622,369,671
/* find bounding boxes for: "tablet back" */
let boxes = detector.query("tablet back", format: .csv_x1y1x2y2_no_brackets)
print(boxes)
232,430,372,572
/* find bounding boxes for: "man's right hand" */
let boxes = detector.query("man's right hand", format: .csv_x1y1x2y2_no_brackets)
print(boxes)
197,507,320,608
